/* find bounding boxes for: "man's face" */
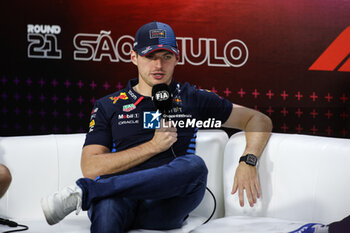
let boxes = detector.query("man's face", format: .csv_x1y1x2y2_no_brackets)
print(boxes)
131,50,178,88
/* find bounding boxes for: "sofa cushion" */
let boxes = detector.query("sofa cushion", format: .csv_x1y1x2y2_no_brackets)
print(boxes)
190,216,308,233
223,132,350,224
0,130,228,232
0,214,206,233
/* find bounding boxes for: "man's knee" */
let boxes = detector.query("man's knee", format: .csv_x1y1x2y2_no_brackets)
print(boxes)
0,164,11,198
185,154,208,178
89,197,136,233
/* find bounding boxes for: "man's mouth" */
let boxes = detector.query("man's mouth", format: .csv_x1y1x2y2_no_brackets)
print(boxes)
152,72,165,79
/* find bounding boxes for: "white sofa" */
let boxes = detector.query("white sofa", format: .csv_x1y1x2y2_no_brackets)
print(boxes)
0,130,228,233
1,131,350,233
192,132,350,233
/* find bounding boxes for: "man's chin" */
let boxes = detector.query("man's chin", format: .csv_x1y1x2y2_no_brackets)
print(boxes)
151,79,171,86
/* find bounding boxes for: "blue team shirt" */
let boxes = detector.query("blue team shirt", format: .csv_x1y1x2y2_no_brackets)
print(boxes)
84,78,232,176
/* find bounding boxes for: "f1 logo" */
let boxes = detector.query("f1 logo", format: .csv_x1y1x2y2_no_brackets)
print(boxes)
143,111,162,129
309,26,350,72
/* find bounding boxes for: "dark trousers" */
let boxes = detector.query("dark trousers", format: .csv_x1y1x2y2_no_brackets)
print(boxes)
76,154,208,233
329,215,350,233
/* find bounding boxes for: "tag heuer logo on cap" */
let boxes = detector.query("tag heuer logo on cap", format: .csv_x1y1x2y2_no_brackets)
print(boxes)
150,29,166,39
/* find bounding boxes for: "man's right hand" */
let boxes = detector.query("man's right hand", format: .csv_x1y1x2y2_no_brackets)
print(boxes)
150,120,178,153
81,121,178,179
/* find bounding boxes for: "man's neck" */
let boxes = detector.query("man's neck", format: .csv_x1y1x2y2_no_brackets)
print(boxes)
133,77,173,97
133,83,152,97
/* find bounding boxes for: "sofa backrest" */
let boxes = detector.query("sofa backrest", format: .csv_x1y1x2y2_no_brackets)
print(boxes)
191,130,228,219
0,134,85,220
223,132,350,224
0,130,227,221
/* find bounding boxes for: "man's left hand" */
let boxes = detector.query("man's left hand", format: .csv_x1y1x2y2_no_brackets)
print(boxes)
231,162,261,207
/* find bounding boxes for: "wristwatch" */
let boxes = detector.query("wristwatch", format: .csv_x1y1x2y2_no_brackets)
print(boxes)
239,154,258,166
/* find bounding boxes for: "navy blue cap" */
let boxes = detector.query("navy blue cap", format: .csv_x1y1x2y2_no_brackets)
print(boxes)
133,21,179,56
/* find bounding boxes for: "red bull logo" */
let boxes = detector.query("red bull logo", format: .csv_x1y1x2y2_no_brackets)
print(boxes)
89,120,95,128
110,92,128,104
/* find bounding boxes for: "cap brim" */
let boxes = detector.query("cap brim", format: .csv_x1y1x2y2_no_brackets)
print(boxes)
137,45,179,57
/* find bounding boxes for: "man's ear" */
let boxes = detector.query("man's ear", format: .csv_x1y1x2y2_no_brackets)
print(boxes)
131,50,138,66
174,54,180,66
175,55,179,66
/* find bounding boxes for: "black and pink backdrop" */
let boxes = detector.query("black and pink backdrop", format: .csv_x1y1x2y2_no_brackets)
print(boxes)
0,0,349,138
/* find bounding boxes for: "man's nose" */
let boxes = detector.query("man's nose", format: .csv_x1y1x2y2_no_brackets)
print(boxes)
154,58,162,68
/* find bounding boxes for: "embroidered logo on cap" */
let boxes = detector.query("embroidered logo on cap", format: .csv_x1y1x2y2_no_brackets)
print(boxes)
141,46,152,55
150,29,166,39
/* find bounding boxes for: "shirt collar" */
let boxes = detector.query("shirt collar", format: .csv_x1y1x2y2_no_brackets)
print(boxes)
127,78,177,100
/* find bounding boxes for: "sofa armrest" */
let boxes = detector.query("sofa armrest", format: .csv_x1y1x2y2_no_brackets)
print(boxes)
0,135,59,219
192,130,228,220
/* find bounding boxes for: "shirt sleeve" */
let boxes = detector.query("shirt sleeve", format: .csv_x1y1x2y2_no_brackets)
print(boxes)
83,100,113,149
192,88,233,123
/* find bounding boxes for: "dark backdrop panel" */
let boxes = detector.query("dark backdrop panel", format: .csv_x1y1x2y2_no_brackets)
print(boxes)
0,0,349,137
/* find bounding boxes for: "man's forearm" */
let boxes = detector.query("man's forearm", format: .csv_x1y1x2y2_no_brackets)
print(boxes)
242,113,272,158
223,104,273,158
228,110,272,207
81,140,162,180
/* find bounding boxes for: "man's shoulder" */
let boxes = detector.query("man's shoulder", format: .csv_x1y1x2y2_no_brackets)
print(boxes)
177,81,227,104
97,89,130,106
176,81,197,95
178,82,217,99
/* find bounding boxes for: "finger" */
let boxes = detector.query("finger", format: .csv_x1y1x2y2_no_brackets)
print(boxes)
250,182,257,204
168,126,177,132
232,179,238,194
156,121,165,132
169,131,178,139
162,122,177,132
168,131,177,141
238,185,244,207
255,179,261,199
162,120,170,128
246,185,254,207
171,135,178,143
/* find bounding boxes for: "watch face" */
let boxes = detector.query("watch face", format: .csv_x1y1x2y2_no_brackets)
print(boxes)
246,154,257,166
